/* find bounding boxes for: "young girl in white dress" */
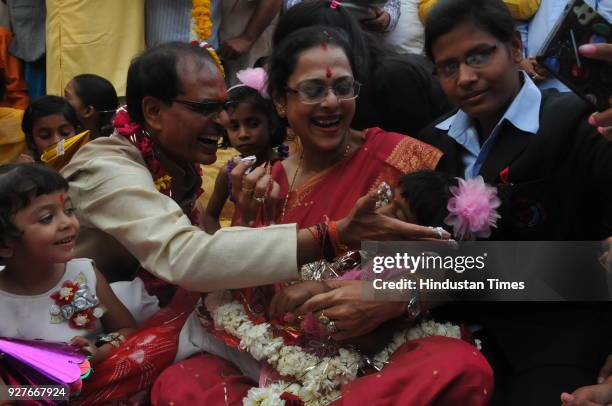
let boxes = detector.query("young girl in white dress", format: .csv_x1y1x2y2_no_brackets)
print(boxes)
0,163,137,377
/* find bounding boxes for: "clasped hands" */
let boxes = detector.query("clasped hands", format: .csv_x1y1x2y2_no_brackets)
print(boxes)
268,279,406,342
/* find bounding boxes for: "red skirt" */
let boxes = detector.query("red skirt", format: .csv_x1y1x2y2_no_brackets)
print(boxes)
151,336,493,406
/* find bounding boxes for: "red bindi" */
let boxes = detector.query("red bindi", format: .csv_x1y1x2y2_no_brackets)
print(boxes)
59,193,66,204
326,67,332,78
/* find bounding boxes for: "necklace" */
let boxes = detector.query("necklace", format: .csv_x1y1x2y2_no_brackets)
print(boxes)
280,151,303,222
279,137,352,222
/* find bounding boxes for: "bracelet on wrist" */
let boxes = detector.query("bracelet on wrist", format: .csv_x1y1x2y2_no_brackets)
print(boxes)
95,332,126,348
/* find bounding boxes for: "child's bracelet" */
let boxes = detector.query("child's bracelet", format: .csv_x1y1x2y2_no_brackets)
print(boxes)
95,332,126,348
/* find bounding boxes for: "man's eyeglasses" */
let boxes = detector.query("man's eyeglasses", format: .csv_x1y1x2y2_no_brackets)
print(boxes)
286,79,361,104
169,98,227,117
433,44,499,79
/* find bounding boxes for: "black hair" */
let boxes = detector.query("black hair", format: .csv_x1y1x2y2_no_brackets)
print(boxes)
273,1,369,80
398,170,457,227
70,74,119,137
126,42,219,125
221,85,286,149
0,69,6,102
424,0,516,60
21,96,80,154
253,56,269,69
0,163,68,250
268,25,357,102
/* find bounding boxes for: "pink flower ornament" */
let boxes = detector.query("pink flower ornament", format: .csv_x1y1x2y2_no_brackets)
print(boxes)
235,68,269,98
444,176,501,240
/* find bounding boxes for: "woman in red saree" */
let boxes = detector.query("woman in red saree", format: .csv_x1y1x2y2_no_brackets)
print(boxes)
152,26,492,406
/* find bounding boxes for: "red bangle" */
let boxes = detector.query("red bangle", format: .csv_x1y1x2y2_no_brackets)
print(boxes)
328,220,348,256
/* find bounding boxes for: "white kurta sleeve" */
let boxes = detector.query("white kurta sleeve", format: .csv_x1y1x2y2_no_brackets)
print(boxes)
68,156,298,292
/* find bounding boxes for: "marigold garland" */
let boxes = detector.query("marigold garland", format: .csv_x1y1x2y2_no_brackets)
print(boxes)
192,0,212,41
193,41,225,77
191,0,225,77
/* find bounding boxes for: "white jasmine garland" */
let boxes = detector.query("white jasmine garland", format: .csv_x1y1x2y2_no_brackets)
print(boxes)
205,291,476,406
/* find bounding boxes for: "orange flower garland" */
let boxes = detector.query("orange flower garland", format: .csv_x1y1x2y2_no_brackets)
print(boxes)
192,0,213,41
191,0,225,77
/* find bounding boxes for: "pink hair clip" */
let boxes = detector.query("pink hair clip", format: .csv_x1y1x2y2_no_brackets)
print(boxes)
232,67,269,98
330,0,340,9
444,176,501,241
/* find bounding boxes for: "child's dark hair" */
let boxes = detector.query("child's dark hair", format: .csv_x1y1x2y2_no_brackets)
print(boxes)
253,56,269,69
70,74,119,137
0,163,68,249
424,0,516,61
22,95,80,152
221,85,286,149
398,170,457,227
267,26,356,102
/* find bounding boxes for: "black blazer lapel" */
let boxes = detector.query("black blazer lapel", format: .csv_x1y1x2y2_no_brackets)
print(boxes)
479,125,533,183
418,129,465,177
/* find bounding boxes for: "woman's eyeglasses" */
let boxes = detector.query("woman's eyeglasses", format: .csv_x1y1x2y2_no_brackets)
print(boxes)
433,44,499,79
169,99,228,117
285,79,362,104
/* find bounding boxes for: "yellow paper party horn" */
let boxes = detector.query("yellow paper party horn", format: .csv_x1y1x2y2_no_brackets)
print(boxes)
41,130,91,170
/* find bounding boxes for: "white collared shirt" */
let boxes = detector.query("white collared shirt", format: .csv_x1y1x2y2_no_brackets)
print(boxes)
435,72,542,179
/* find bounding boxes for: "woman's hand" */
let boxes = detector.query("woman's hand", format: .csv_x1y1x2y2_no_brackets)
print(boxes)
294,280,406,341
230,160,280,226
269,281,331,317
336,190,451,248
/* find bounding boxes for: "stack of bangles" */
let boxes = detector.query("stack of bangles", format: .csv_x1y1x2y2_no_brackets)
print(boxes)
95,332,126,348
308,218,348,262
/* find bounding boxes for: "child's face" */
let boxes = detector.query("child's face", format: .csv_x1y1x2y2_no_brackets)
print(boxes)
226,103,271,157
391,187,419,224
31,114,76,155
5,191,80,265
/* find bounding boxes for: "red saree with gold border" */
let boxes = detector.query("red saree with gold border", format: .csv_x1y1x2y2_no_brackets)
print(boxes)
271,128,443,227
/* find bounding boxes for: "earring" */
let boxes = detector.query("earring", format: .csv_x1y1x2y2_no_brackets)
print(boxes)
0,264,5,272
276,104,286,118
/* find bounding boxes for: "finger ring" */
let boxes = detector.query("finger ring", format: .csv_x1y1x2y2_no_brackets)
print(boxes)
318,312,330,325
327,320,338,334
254,196,265,203
429,226,445,240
